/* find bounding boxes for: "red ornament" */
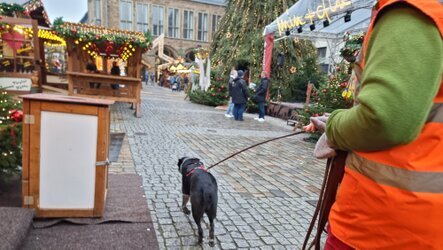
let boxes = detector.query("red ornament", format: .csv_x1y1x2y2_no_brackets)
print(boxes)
105,41,115,56
322,89,327,93
10,110,23,122
340,82,347,88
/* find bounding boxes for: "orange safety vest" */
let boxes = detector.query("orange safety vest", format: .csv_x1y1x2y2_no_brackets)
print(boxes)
329,0,443,249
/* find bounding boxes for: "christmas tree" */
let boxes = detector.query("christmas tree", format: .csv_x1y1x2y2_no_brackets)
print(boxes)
210,0,324,101
0,89,23,177
298,33,365,140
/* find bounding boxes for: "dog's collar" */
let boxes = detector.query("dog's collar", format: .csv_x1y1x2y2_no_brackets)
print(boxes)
186,165,207,177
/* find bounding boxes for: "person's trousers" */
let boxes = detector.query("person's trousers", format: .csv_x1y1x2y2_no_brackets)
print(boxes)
258,102,265,119
233,103,246,121
225,101,234,115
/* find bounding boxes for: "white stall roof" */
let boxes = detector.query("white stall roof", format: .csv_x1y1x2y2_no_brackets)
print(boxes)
264,0,374,38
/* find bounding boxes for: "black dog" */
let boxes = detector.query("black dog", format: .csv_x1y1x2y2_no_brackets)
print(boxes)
178,157,218,246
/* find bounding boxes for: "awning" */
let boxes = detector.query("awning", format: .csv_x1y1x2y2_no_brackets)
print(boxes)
263,0,374,38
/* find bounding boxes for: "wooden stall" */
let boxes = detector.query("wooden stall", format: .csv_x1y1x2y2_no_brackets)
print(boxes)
21,93,114,218
53,20,151,117
0,16,41,94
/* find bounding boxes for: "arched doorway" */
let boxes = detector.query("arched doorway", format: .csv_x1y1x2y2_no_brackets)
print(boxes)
184,48,196,62
154,45,178,61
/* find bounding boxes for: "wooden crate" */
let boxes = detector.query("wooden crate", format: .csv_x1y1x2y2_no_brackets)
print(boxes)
21,93,114,218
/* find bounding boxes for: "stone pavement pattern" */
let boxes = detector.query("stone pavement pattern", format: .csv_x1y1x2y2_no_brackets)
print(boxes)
110,86,327,249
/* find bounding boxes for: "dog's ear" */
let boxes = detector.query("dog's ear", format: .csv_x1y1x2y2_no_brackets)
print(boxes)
178,157,186,171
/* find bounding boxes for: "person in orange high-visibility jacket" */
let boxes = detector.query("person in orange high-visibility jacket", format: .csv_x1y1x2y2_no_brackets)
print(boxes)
305,0,443,249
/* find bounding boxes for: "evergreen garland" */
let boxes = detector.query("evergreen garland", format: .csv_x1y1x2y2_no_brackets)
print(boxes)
0,3,26,17
53,18,152,49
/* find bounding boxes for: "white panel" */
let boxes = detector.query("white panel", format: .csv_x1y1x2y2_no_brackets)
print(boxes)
40,111,98,209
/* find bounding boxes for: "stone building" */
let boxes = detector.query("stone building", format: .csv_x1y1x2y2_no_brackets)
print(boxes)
86,0,226,67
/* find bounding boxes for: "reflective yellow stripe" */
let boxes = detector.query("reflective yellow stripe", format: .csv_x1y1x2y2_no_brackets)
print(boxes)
427,103,443,123
346,153,443,193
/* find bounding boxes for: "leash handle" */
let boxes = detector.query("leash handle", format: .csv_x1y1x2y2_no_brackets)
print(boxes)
207,131,306,170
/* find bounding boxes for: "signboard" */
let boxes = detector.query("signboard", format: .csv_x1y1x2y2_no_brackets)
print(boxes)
277,0,352,36
0,77,32,91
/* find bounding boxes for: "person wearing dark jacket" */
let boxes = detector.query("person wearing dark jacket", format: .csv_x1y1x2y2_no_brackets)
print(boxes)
228,70,249,121
254,72,269,122
110,61,120,90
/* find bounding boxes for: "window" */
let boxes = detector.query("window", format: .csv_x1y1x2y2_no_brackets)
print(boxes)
168,8,179,38
211,14,221,34
94,0,101,25
183,10,194,40
152,5,164,36
120,0,132,30
320,63,329,74
197,13,208,41
136,3,148,32
317,47,327,59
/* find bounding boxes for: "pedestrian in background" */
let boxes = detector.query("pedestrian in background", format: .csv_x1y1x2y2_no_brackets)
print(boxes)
229,70,249,121
159,74,164,87
184,74,189,92
176,74,182,92
144,70,149,85
225,69,237,118
151,72,155,85
110,61,120,90
253,71,269,122
304,1,443,248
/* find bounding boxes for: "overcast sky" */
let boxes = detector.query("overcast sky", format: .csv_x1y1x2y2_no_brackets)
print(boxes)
42,0,87,23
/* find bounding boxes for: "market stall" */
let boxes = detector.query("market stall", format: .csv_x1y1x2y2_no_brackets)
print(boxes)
0,1,68,94
0,15,40,94
53,19,152,117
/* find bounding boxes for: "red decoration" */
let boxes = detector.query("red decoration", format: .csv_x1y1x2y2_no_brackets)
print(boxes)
10,109,23,122
2,32,24,51
105,41,115,57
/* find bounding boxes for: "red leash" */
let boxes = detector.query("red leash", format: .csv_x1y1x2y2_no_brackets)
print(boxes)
206,131,306,171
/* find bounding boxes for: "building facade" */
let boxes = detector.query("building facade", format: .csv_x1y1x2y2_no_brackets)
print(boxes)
87,0,226,67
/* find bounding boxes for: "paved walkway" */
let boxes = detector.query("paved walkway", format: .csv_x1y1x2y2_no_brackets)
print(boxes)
110,86,327,249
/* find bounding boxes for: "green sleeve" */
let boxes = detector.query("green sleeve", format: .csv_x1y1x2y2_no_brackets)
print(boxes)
326,6,443,152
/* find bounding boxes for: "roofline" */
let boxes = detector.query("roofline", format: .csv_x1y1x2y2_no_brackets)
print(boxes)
190,0,227,7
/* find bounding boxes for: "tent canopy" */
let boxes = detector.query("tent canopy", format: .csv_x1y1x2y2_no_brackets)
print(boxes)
264,0,374,38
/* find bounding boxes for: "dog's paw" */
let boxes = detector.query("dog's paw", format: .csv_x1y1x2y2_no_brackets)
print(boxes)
182,207,191,215
208,240,215,247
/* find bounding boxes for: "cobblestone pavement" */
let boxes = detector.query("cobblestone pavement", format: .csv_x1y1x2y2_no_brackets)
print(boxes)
108,134,136,175
110,86,327,249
